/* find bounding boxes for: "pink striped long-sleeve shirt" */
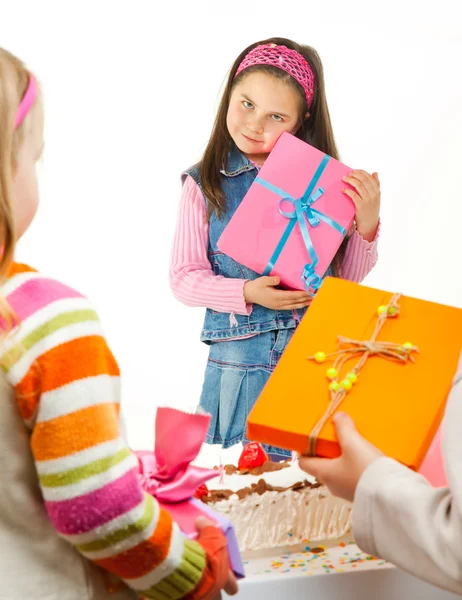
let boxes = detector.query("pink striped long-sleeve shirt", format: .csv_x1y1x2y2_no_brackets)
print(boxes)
170,175,379,315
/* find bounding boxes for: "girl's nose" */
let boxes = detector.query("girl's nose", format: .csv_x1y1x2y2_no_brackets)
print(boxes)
248,116,264,135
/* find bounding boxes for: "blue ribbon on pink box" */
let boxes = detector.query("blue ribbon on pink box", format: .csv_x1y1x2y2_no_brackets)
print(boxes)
256,154,346,293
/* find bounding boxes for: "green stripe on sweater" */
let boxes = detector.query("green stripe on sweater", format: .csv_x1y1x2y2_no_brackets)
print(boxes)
3,309,99,371
39,447,132,488
141,540,206,599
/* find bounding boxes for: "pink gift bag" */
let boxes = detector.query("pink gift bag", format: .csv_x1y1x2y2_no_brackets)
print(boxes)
217,132,356,292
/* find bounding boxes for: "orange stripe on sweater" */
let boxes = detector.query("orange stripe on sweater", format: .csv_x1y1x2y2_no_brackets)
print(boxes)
28,336,120,394
8,263,38,277
32,402,120,461
14,336,119,422
95,508,173,579
15,362,41,422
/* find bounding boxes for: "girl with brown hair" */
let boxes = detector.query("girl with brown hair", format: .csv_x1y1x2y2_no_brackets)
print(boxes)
170,37,381,459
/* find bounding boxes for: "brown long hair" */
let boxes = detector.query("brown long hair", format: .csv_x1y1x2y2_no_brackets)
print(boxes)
0,48,38,333
200,37,349,275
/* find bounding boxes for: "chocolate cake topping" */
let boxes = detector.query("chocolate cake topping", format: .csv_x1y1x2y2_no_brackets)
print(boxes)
220,460,290,477
202,476,321,504
202,460,323,504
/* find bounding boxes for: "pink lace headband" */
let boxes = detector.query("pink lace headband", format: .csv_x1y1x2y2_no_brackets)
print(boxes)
15,73,38,128
234,43,316,109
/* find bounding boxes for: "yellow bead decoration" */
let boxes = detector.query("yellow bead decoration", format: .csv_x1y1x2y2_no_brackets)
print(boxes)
305,291,418,460
308,295,416,399
326,367,338,379
341,379,353,391
314,351,326,363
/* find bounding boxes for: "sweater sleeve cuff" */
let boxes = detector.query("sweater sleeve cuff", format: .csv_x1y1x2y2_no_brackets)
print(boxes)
353,219,381,248
240,280,253,316
140,538,207,598
220,279,253,316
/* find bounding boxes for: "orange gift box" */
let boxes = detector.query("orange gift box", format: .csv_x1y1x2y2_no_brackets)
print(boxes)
247,278,462,470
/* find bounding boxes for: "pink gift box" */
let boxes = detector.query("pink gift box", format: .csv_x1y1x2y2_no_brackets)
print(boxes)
135,408,245,579
217,132,356,292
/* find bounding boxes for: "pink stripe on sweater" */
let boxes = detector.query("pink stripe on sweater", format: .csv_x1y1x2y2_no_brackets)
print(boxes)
169,175,379,314
6,278,84,324
45,468,143,535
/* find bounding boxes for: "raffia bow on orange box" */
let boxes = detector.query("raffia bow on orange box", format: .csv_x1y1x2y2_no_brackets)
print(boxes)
247,278,462,470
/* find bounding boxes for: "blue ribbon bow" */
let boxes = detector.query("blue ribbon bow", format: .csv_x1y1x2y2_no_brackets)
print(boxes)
256,154,346,294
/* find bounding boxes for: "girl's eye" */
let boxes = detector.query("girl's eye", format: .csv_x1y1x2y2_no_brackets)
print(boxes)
271,114,283,122
243,100,254,109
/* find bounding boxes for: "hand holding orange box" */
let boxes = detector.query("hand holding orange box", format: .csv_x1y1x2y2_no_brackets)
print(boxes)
247,278,462,470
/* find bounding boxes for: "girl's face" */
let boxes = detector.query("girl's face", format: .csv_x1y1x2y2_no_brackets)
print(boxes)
226,71,304,165
12,100,44,239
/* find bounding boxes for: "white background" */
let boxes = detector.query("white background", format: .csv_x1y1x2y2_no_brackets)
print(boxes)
1,0,461,457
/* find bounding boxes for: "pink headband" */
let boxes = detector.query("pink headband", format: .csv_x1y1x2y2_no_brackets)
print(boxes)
15,73,38,128
234,43,316,108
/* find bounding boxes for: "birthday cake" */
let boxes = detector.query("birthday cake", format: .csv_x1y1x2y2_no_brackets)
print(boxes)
196,443,352,552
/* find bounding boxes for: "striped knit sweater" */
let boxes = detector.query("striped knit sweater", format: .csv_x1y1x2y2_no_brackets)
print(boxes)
0,263,213,600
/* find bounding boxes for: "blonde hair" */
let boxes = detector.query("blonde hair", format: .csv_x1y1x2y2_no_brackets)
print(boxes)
0,48,40,335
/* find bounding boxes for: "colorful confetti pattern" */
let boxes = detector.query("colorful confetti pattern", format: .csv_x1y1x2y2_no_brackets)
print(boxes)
242,535,392,578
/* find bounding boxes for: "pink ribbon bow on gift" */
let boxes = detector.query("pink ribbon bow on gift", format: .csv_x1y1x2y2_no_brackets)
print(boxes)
135,407,221,503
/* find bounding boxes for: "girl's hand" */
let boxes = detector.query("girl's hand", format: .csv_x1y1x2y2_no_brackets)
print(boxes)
244,276,313,310
342,170,380,242
299,412,384,503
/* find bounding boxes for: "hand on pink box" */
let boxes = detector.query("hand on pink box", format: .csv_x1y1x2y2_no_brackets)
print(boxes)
134,407,245,579
217,132,356,292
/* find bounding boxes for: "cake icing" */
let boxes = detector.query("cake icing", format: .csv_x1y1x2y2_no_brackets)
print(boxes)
201,459,352,552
